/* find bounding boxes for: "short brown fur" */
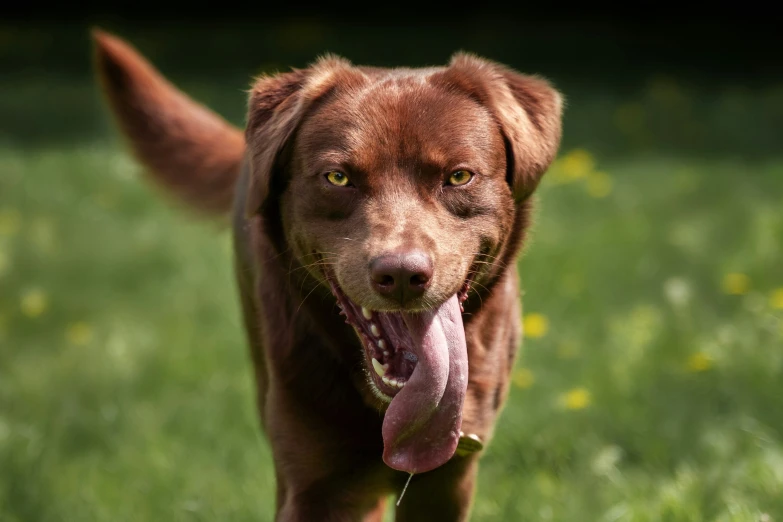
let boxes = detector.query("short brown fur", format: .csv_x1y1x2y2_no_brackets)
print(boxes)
92,29,563,521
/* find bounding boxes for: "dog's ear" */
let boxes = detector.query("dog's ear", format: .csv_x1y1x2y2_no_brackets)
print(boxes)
434,53,564,202
244,56,366,217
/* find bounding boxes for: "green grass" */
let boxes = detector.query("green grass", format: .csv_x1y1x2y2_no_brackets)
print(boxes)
1,115,783,519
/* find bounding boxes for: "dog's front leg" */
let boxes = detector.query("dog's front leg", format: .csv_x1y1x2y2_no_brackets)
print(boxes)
393,454,479,522
263,379,391,522
275,473,388,522
277,497,385,522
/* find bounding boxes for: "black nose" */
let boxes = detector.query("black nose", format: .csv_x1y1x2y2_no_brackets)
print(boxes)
370,250,433,304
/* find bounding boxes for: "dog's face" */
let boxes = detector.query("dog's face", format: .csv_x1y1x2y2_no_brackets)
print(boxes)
286,77,512,313
245,54,562,474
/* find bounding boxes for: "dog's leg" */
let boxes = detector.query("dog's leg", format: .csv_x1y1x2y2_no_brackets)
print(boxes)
261,380,391,521
393,455,479,522
275,479,387,521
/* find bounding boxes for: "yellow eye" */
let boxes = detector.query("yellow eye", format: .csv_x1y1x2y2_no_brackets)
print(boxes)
448,170,473,186
326,171,350,187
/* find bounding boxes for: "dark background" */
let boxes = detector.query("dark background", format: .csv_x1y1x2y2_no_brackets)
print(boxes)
2,13,781,157
5,14,781,81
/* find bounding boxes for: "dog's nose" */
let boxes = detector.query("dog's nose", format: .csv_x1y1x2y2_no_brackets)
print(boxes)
370,250,433,304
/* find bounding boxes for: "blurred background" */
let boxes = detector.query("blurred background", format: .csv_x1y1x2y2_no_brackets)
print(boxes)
1,10,782,521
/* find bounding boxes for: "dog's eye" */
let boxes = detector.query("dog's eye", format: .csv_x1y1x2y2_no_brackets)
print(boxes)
325,171,350,187
447,170,473,186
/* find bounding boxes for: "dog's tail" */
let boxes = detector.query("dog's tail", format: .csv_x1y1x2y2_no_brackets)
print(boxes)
92,29,245,216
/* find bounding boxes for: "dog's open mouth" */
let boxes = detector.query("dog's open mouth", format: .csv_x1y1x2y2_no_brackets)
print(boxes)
325,270,472,474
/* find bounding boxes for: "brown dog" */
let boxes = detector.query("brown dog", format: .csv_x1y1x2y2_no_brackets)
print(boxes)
92,29,563,521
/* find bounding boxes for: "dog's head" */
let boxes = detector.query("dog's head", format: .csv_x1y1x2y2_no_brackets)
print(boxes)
245,53,563,473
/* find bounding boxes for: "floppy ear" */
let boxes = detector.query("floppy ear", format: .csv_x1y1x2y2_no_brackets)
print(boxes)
434,53,564,202
244,55,365,217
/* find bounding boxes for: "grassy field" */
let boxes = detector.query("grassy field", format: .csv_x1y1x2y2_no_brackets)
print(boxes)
1,77,783,520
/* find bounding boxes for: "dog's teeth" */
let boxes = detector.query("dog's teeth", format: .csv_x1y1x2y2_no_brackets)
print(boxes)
396,380,405,388
362,307,372,320
388,378,398,387
370,323,380,337
383,350,389,357
377,339,385,349
382,376,391,385
371,358,388,377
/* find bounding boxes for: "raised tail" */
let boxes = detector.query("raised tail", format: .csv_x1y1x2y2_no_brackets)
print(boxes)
92,29,245,216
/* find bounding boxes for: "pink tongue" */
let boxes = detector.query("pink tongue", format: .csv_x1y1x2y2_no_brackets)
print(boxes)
382,294,468,474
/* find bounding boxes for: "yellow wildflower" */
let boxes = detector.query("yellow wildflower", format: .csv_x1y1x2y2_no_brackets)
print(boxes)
686,352,712,373
561,388,591,410
523,313,549,339
558,149,595,181
769,288,783,310
722,273,750,295
512,368,535,389
0,209,21,237
585,171,613,198
20,288,48,318
65,322,94,346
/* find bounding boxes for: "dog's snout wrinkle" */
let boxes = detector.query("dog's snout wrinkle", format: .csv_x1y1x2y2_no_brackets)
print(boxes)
370,250,433,305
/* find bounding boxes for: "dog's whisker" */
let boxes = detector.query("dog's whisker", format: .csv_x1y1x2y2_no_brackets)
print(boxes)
472,251,507,265
263,245,294,263
294,281,327,318
286,258,339,277
290,256,339,266
465,279,490,309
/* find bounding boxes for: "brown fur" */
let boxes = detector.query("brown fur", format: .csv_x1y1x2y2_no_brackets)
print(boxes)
93,29,563,521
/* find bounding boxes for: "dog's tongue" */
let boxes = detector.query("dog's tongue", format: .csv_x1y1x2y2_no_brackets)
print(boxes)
382,294,468,474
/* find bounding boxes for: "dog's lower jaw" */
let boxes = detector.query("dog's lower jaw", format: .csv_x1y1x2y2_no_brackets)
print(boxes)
365,370,393,405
